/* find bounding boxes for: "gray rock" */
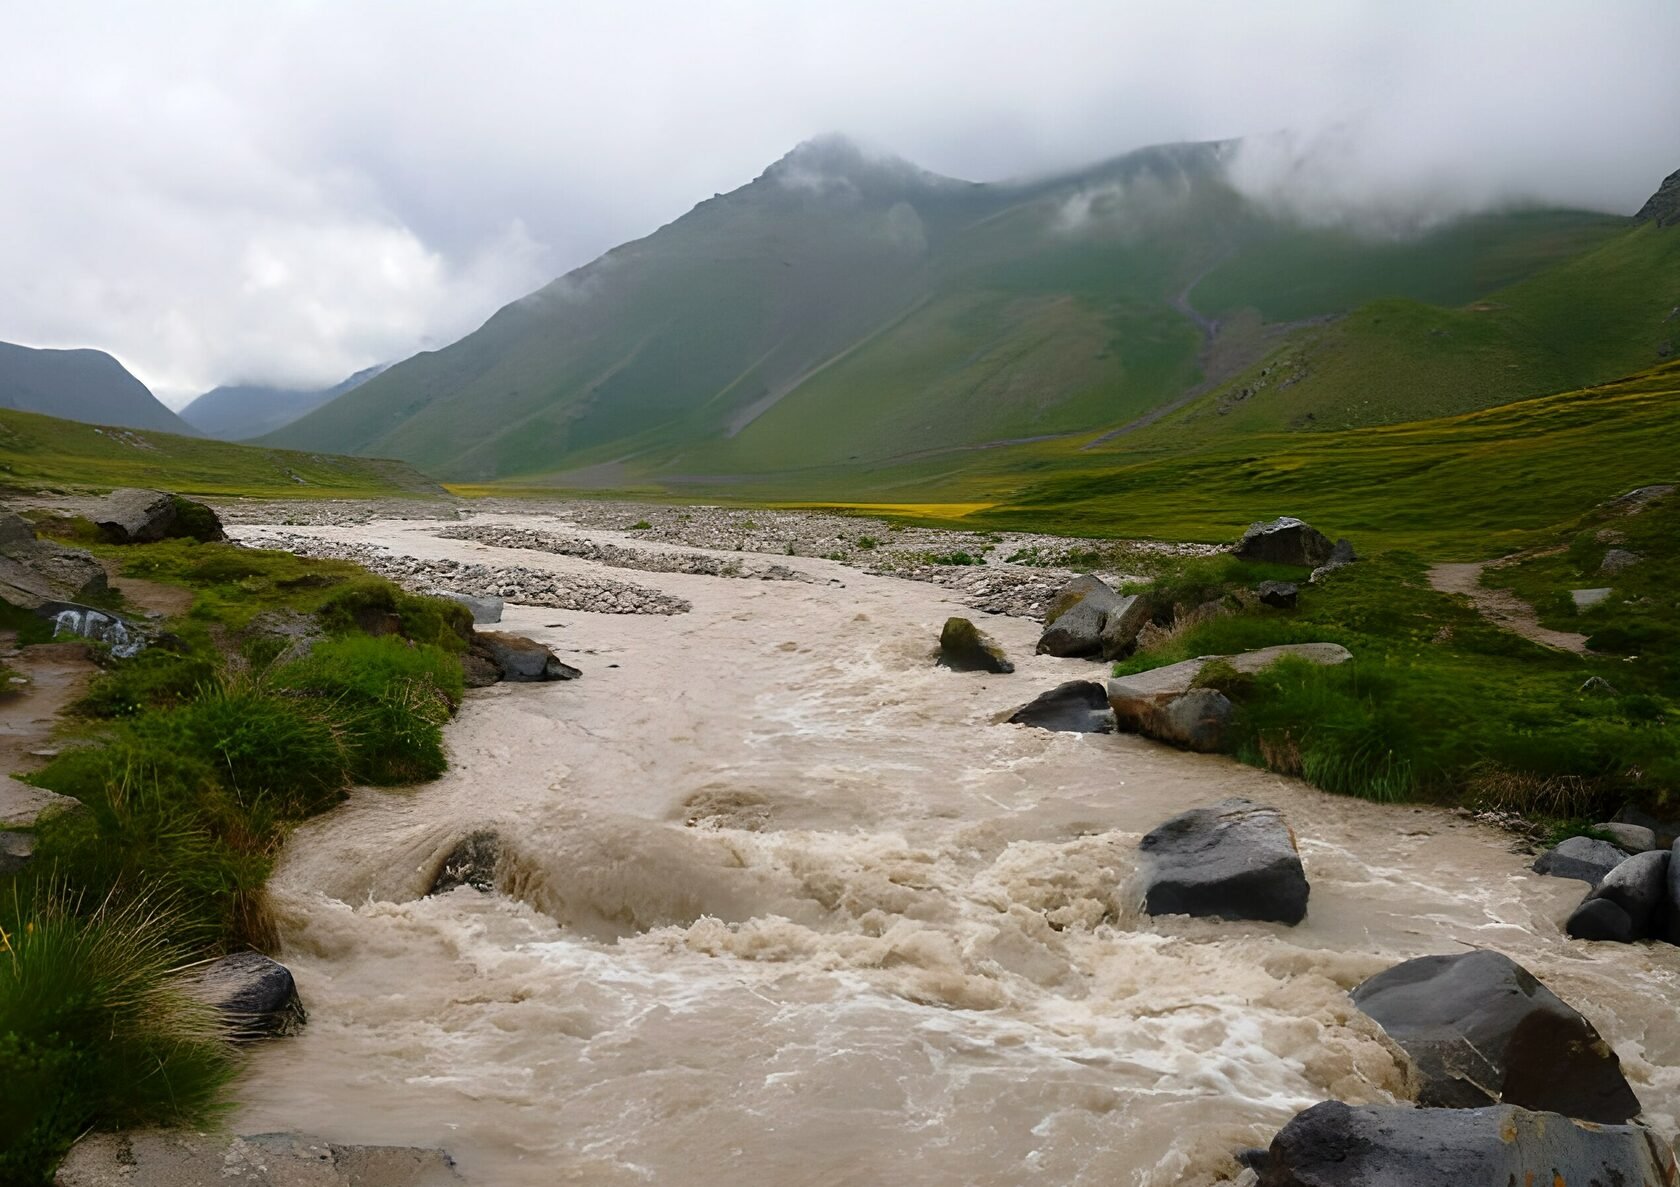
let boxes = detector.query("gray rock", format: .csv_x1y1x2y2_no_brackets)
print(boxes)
0,774,77,828
1036,576,1122,658
1600,547,1642,574
193,951,306,1040
43,602,146,658
1572,587,1612,609
93,488,225,544
1256,580,1298,609
1597,822,1660,852
938,617,1013,674
431,830,501,893
1004,680,1116,733
428,589,504,624
1097,593,1153,660
1138,798,1309,925
1308,537,1358,583
55,1131,463,1186
1567,849,1671,942
1107,643,1350,750
1256,1101,1676,1187
472,631,581,681
1533,835,1630,884
1231,517,1335,567
1613,805,1680,849
1350,949,1640,1122
0,515,109,609
1669,839,1680,946
0,828,35,875
1579,675,1618,696
1154,687,1235,752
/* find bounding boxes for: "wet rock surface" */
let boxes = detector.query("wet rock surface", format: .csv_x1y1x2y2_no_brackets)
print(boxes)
1533,835,1630,884
194,952,307,1040
473,631,581,682
54,1131,463,1186
1567,849,1672,942
1138,798,1309,925
1350,949,1641,1122
936,616,1013,673
1003,680,1115,733
430,830,502,894
1255,1101,1676,1187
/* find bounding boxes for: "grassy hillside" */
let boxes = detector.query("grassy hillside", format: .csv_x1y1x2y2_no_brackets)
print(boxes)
266,136,1643,484
0,341,194,435
0,405,438,498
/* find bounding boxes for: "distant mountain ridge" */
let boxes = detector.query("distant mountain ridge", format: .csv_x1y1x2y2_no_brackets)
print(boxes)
0,340,194,435
261,138,1677,492
180,364,389,441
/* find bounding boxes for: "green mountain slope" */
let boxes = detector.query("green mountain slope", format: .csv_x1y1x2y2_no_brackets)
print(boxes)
0,341,195,435
267,137,1641,484
180,364,388,441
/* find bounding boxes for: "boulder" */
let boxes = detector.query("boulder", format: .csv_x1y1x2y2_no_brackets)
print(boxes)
471,631,581,682
1350,949,1640,1122
1255,1101,1676,1187
1613,805,1680,849
1668,839,1680,946
1004,680,1116,734
0,829,35,876
1566,849,1671,942
55,1131,463,1186
1256,580,1298,609
93,488,225,544
1572,587,1612,609
1597,821,1660,852
1533,835,1630,885
431,830,501,894
1036,576,1122,658
1231,517,1335,567
1097,594,1153,660
1579,675,1618,696
429,589,504,624
937,617,1013,674
0,515,108,609
0,774,77,828
1137,798,1309,925
1600,548,1642,574
44,602,145,658
193,951,306,1040
1308,537,1358,583
1107,643,1350,751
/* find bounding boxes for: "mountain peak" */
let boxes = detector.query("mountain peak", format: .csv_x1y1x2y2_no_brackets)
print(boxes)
1634,166,1680,228
759,134,962,195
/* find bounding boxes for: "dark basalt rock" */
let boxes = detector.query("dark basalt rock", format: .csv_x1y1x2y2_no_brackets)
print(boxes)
1566,849,1671,943
1231,517,1334,567
1004,680,1115,733
1532,835,1630,885
1138,798,1309,925
194,951,306,1040
1256,580,1298,609
937,616,1013,673
1350,949,1641,1123
1256,1101,1676,1187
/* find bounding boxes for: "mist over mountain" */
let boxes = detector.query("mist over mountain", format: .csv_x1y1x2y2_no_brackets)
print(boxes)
0,340,195,435
180,364,389,441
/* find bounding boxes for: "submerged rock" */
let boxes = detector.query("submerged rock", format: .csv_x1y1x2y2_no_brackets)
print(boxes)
1350,949,1641,1123
1137,798,1309,925
1231,517,1334,567
472,631,581,682
1256,1101,1675,1187
193,952,306,1040
93,488,225,544
937,616,1013,673
1004,680,1115,733
1533,835,1629,884
431,830,502,893
55,1131,463,1186
1566,849,1671,942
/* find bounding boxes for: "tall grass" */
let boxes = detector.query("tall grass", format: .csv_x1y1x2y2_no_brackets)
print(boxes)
0,887,235,1185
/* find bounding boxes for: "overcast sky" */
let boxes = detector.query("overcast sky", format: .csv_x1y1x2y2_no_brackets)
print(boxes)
5,1,1678,406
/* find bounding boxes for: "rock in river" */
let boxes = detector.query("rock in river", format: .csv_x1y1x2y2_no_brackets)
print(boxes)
193,951,306,1040
1254,1101,1676,1187
937,616,1013,673
1137,798,1309,925
472,631,581,682
1533,834,1630,885
1566,849,1671,942
1036,575,1121,658
1004,680,1115,733
1349,949,1641,1123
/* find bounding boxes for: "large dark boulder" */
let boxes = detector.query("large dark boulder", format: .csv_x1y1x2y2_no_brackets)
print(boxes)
1668,838,1680,946
1097,594,1153,661
1137,798,1309,925
1036,576,1122,658
1350,949,1640,1123
1231,517,1335,567
194,951,306,1040
94,488,225,544
937,617,1013,674
1256,1101,1676,1187
0,513,108,609
1566,849,1671,942
1533,835,1630,885
1004,680,1115,733
471,631,581,682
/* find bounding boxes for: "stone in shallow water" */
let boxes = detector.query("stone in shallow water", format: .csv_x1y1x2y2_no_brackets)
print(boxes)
1004,680,1115,733
1566,849,1671,943
1532,834,1629,884
472,631,581,681
1137,798,1308,925
1350,949,1641,1122
193,951,306,1040
936,616,1013,673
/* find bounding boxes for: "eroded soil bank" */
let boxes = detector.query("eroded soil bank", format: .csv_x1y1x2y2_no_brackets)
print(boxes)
229,508,1680,1186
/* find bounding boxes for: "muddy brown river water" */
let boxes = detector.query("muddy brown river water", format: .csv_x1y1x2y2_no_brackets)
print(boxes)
229,513,1680,1186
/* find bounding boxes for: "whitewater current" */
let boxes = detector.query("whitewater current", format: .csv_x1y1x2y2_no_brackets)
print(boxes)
230,512,1680,1186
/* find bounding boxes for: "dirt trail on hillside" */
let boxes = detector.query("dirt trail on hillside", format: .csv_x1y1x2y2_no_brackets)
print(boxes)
1427,561,1589,653
226,510,1678,1186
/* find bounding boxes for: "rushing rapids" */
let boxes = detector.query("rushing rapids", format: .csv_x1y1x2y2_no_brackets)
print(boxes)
229,510,1680,1186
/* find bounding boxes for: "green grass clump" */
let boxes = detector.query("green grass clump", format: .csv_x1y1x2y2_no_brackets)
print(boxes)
0,889,235,1184
315,579,472,653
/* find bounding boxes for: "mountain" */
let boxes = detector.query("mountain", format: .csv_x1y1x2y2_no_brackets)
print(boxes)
1635,166,1680,228
0,340,194,435
265,137,1667,490
180,364,389,441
